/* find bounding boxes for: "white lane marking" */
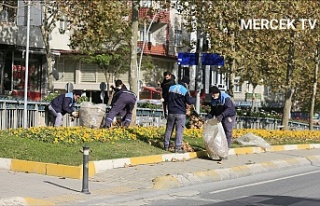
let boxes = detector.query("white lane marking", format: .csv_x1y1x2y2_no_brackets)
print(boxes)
209,170,320,194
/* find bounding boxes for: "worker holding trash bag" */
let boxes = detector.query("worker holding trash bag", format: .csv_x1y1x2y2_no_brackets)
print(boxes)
205,86,236,148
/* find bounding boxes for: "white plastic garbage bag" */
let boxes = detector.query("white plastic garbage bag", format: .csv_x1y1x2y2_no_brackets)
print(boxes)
234,132,271,149
202,119,229,159
79,102,107,128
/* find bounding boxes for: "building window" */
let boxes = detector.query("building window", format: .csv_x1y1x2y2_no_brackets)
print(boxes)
234,78,242,93
147,32,151,42
0,3,16,23
175,30,182,47
140,0,153,8
56,59,76,82
59,15,68,33
0,6,8,22
139,29,151,42
139,30,144,41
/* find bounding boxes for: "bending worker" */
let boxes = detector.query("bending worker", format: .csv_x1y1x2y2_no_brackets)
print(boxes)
206,86,236,148
48,90,81,127
105,80,137,128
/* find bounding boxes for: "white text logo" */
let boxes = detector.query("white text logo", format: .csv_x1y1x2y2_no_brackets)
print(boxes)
240,19,318,30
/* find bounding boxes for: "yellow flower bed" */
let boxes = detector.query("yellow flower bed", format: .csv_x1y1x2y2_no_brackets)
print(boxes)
232,129,320,140
5,127,320,144
7,126,167,144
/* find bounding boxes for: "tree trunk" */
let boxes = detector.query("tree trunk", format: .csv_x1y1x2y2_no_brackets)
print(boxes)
282,31,295,130
228,32,237,99
282,88,294,130
251,85,257,112
104,70,112,105
41,1,54,96
309,42,319,130
46,53,53,92
228,32,236,98
129,1,139,126
228,64,235,98
0,52,6,95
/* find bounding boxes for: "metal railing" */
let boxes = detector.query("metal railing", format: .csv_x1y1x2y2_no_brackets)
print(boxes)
234,116,320,130
1,100,319,130
0,100,166,129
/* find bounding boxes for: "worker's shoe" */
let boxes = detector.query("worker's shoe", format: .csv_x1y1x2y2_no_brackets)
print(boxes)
174,148,185,154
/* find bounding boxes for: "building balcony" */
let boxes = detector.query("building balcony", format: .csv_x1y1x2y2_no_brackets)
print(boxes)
0,24,44,49
138,8,170,24
137,41,169,57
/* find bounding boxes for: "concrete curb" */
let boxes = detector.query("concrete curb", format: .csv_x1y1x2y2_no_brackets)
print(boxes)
0,144,319,206
152,155,320,190
93,144,320,173
0,144,319,179
0,197,54,206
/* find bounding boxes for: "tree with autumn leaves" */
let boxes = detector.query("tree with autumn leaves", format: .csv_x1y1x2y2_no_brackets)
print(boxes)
59,1,132,97
179,0,320,130
60,0,168,125
241,1,320,130
38,0,320,129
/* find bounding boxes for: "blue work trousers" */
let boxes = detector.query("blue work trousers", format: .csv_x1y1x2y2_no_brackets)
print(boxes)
48,104,63,127
105,98,136,128
221,115,236,148
164,114,186,150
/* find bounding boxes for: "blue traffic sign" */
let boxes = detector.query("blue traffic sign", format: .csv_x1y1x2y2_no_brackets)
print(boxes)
202,53,224,66
177,53,198,65
177,52,224,66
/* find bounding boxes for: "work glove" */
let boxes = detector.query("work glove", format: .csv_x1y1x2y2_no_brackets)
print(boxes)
71,111,79,118
216,115,223,122
204,115,211,124
205,114,212,121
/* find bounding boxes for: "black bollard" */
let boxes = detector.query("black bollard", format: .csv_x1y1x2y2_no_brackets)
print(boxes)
81,146,91,194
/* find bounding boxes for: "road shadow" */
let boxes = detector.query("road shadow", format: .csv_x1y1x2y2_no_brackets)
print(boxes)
203,195,320,206
44,181,80,193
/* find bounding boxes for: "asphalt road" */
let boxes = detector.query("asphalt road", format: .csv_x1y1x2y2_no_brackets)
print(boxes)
101,165,320,206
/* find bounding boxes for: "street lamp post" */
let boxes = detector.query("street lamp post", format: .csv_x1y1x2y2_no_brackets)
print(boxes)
195,0,205,114
137,12,158,101
23,0,31,129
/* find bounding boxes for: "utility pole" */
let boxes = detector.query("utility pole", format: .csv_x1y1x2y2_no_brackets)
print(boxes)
189,4,197,101
196,31,203,114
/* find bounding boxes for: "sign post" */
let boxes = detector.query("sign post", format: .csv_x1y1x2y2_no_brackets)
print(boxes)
177,52,224,113
100,82,107,103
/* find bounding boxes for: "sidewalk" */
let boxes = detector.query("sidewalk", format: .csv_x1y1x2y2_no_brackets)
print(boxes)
1,145,320,206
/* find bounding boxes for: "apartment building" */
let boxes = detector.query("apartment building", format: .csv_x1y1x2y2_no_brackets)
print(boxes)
0,0,45,100
0,0,282,109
